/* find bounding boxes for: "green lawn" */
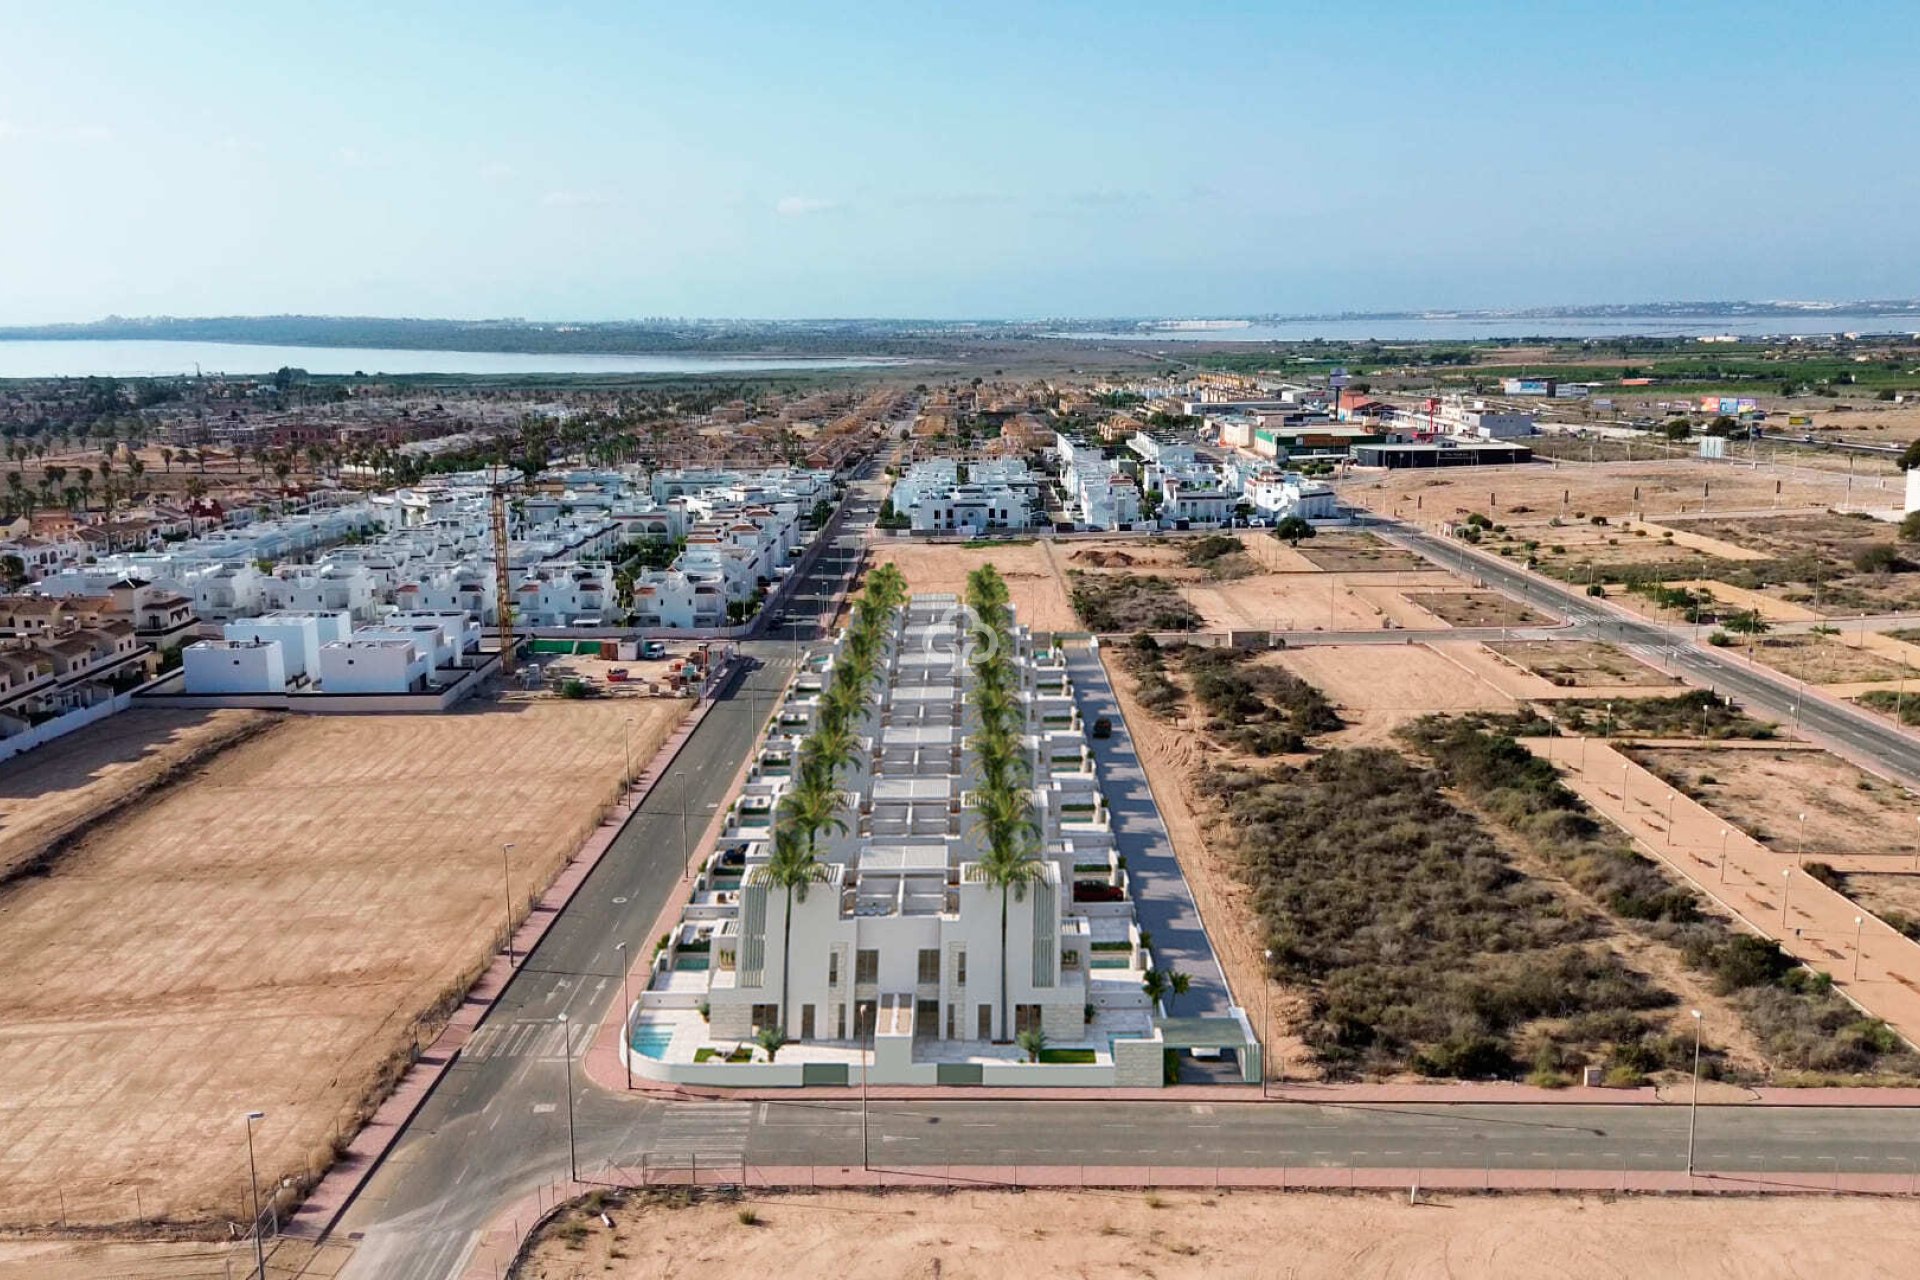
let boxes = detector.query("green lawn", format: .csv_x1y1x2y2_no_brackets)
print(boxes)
1038,1048,1098,1065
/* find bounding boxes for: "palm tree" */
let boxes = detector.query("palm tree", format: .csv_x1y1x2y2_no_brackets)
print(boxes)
754,1025,789,1063
763,818,827,1036
160,446,174,474
1015,1027,1048,1063
979,832,1044,1042
1164,970,1191,1016
1142,969,1169,1011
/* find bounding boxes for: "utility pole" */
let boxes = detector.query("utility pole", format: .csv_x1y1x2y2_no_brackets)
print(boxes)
244,1111,266,1280
501,842,518,967
1685,1010,1703,1177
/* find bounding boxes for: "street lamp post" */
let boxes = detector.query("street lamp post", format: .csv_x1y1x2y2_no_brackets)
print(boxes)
1685,1010,1704,1177
616,941,633,1091
501,842,518,967
1719,828,1730,883
1780,868,1792,930
1262,947,1275,1100
556,1013,577,1182
244,1110,266,1280
1797,812,1808,868
1665,792,1676,846
623,717,634,809
1854,915,1866,981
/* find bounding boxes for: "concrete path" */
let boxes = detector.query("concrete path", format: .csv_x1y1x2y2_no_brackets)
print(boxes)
1065,645,1232,1016
1528,735,1920,1050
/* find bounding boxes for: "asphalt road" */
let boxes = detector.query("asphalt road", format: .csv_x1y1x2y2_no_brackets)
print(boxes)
1380,518,1920,789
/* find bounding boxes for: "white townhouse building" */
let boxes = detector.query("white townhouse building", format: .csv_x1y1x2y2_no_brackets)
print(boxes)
624,594,1214,1089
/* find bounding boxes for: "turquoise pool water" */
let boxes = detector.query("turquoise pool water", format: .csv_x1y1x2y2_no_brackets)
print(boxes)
675,954,711,971
631,1024,675,1058
1091,955,1131,969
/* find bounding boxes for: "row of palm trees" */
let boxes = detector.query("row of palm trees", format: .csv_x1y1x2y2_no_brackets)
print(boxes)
764,563,910,1038
965,564,1048,1045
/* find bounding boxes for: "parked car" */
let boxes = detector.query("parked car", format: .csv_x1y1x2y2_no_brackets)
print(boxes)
1091,716,1112,739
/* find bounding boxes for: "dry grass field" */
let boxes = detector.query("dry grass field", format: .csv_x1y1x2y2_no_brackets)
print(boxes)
0,709,269,882
1266,644,1519,745
515,1188,1920,1280
1348,458,1893,525
1487,640,1678,688
1402,590,1550,627
1744,634,1916,685
0,697,685,1230
1626,744,1920,860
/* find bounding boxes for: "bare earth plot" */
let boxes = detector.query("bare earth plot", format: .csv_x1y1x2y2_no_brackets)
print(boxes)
0,708,268,881
1488,640,1679,688
1186,570,1460,632
1744,634,1915,685
1294,531,1427,572
1625,744,1920,859
867,540,1077,631
0,698,685,1229
1402,590,1550,627
1349,458,1885,525
514,1188,1920,1280
1267,644,1517,746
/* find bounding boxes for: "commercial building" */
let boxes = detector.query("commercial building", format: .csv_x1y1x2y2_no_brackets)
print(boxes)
1352,441,1535,468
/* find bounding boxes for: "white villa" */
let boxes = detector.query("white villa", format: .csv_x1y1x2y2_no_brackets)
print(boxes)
622,594,1251,1087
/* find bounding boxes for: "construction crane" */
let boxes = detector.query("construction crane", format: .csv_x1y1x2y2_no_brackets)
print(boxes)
490,470,518,675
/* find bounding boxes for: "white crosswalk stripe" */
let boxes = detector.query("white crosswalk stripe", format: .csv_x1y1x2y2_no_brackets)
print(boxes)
459,1019,593,1063
646,1103,754,1159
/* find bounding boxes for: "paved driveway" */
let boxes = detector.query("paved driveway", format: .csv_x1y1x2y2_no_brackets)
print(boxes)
1065,645,1232,1016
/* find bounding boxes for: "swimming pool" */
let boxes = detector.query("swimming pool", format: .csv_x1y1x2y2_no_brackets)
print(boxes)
1091,954,1131,969
630,1023,676,1058
675,954,711,971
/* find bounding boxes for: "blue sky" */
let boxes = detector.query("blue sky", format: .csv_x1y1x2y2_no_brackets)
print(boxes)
1,0,1915,321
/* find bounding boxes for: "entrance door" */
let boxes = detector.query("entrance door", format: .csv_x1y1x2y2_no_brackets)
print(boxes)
801,1004,815,1040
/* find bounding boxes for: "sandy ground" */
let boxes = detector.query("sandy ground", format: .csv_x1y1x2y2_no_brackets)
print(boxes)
0,697,686,1230
513,1188,1920,1280
1487,640,1679,688
0,709,268,881
1626,744,1920,859
1743,634,1916,685
868,540,1079,631
1531,737,1920,1059
1267,644,1520,745
1346,457,1898,526
1402,590,1549,627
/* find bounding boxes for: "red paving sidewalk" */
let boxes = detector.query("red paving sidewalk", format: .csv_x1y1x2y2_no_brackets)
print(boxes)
282,682,725,1241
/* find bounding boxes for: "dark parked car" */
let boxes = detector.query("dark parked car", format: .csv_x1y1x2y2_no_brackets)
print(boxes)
1091,716,1112,739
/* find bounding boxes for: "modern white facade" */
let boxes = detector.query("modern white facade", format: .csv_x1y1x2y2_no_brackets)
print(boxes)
182,638,287,694
628,594,1184,1087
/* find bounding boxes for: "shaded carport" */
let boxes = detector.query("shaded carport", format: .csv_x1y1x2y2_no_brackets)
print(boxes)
1156,1016,1260,1084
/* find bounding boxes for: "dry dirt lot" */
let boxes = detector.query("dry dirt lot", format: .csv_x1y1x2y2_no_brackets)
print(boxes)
513,1188,1920,1280
1402,590,1550,627
0,709,269,881
1295,532,1427,572
867,540,1078,630
1487,640,1678,688
1625,745,1920,859
1346,458,1894,525
1266,644,1519,746
0,697,686,1230
1744,634,1916,685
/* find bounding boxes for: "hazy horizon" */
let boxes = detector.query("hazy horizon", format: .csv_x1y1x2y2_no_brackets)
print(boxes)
4,1,1917,322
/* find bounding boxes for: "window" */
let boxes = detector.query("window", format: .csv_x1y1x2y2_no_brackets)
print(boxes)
751,1003,778,1031
917,948,940,984
855,948,878,985
828,951,840,986
955,950,967,986
1015,1004,1042,1035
